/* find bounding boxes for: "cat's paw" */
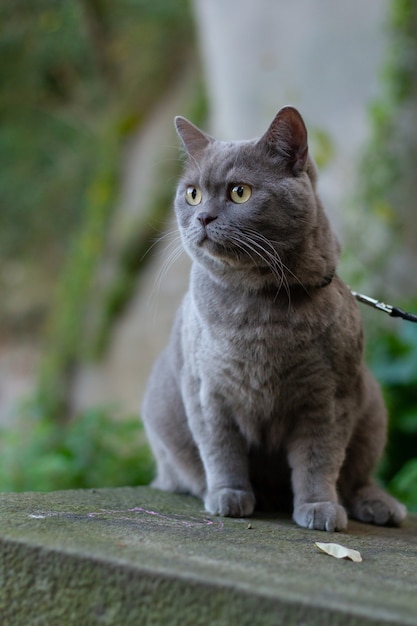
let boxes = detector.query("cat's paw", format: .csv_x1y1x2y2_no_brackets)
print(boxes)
293,501,348,532
348,486,407,526
205,487,255,518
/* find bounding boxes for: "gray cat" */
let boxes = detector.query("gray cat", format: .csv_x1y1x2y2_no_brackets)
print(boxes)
142,106,406,531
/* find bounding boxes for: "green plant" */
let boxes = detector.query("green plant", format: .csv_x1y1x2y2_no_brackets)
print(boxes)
351,0,417,511
354,0,417,281
2,0,198,421
0,406,154,492
365,306,417,510
35,124,120,420
0,0,195,337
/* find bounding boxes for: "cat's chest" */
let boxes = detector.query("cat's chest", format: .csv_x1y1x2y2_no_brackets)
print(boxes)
183,293,304,404
194,314,296,445
181,286,329,445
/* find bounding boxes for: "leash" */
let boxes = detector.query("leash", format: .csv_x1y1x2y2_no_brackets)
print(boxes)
351,291,417,323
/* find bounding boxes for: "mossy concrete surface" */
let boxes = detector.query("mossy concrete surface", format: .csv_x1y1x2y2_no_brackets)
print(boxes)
0,487,416,626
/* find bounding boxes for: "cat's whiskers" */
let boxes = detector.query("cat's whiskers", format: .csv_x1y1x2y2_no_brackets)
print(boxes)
142,226,180,259
149,232,184,314
238,228,293,303
154,235,184,290
226,232,275,280
226,228,289,300
244,228,310,298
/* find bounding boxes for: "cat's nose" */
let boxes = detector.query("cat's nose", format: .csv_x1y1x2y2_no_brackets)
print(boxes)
197,212,217,228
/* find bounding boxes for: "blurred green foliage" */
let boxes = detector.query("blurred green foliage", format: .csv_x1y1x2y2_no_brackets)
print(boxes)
360,0,417,510
36,125,120,420
366,312,417,510
0,0,195,491
0,406,154,491
309,127,335,170
361,0,417,248
0,0,193,326
31,0,202,422
2,0,416,507
91,85,208,357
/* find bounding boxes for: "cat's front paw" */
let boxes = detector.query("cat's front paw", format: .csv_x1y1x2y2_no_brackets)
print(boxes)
205,487,255,518
293,501,348,532
348,486,407,526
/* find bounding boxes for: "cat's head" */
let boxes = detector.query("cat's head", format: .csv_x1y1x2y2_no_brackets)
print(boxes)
174,106,339,292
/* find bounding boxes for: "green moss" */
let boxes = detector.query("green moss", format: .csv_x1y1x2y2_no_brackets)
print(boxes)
92,83,208,357
1,488,417,625
20,0,199,422
35,124,120,418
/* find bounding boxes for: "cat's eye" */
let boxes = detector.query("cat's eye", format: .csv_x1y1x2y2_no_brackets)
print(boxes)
185,186,202,206
229,184,252,204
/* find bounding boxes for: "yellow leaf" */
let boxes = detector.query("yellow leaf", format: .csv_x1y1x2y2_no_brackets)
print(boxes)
315,542,362,562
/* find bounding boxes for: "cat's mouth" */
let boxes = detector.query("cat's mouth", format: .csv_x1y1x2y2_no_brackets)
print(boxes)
196,226,219,247
196,231,236,260
198,233,230,256
197,232,269,270
193,227,292,285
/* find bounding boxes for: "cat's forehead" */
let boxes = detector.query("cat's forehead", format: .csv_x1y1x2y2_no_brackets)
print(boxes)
184,139,260,184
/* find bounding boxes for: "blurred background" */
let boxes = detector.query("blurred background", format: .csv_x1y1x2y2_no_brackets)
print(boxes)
1,0,416,508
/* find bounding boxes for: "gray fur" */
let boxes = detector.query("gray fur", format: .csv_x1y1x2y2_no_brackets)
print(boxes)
142,106,406,531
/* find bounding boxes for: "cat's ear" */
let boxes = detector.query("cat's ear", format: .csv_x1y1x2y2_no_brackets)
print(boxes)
260,106,308,173
175,116,213,158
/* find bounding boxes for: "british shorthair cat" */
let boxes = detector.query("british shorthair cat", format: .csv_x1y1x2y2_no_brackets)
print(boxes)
142,106,406,531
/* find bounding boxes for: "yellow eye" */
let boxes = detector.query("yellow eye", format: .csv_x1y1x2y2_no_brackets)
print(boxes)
230,184,252,204
185,185,202,206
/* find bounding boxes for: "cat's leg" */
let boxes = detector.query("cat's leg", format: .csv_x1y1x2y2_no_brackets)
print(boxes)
142,351,206,498
288,448,348,531
338,372,406,526
147,435,205,497
202,433,256,517
346,483,406,526
287,401,349,532
183,377,255,518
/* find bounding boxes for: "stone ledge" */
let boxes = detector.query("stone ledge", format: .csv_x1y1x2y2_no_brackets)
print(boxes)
0,486,416,625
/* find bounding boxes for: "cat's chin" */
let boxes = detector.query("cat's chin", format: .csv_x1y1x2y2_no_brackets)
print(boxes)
192,236,283,287
195,235,246,262
208,246,264,272
195,236,234,262
192,247,280,291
